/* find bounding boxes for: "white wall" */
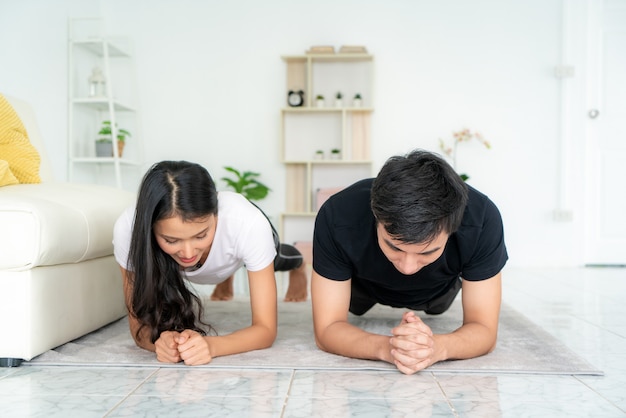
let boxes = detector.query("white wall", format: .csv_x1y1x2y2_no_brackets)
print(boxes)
0,0,592,267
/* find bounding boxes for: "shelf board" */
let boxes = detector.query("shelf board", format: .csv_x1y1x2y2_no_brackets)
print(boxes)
72,98,135,112
281,212,317,217
281,107,373,113
71,39,131,57
71,157,142,165
282,160,372,164
281,53,373,62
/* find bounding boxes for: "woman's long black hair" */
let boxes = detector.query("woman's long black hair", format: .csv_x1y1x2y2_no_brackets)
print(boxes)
127,161,218,343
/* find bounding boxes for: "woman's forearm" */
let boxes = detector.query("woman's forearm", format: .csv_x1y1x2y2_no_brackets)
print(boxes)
205,323,277,358
127,314,156,352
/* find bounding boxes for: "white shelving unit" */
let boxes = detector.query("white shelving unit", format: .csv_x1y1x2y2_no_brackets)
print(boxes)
279,52,374,244
67,18,142,189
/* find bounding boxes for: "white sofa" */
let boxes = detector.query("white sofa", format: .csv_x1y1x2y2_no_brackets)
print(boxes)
0,95,136,366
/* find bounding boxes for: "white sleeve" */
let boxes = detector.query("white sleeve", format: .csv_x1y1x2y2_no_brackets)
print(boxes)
239,206,276,272
113,206,135,270
219,192,276,272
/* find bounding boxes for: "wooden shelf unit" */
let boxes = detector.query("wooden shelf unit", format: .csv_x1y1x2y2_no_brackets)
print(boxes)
279,52,374,244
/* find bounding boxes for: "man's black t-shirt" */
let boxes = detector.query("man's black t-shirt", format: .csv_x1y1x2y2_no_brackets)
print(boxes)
312,178,508,309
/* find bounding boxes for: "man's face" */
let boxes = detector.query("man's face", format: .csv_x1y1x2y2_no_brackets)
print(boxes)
376,223,449,275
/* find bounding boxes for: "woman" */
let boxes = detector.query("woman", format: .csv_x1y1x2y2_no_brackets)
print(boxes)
113,160,299,365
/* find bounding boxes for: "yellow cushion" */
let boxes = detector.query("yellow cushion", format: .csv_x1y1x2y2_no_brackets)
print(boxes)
0,160,18,186
0,94,41,185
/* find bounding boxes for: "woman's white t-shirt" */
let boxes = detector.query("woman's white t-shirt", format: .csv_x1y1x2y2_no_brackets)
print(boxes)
113,191,276,285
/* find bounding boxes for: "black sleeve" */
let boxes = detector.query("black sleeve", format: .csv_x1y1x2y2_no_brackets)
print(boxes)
312,202,352,281
461,197,508,281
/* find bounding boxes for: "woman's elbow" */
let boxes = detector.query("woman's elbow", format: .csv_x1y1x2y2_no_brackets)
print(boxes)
259,325,278,349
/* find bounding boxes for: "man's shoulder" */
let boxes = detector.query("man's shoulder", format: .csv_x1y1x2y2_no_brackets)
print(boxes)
462,185,502,226
321,178,374,223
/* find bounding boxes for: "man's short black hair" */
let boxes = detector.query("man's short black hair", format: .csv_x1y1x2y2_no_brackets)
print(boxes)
371,149,468,244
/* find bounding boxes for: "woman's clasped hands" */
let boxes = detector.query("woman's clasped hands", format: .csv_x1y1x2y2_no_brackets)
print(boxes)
389,311,435,375
155,330,213,365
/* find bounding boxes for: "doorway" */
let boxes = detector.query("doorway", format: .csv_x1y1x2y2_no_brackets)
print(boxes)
584,0,626,265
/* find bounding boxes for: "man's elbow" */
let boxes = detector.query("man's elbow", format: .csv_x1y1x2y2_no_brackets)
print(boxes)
483,330,498,355
313,328,331,353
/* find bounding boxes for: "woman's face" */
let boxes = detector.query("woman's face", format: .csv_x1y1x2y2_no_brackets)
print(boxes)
153,214,217,268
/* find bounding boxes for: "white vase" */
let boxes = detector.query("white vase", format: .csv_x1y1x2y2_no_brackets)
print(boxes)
95,141,112,157
316,99,325,108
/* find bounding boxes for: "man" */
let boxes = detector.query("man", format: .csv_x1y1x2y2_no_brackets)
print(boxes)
311,149,507,375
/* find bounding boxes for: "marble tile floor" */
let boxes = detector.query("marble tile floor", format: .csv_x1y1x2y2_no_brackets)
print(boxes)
0,267,625,417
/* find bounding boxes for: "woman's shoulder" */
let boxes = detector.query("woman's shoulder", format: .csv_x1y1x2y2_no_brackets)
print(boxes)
218,191,255,213
114,205,136,232
217,191,267,225
218,190,246,204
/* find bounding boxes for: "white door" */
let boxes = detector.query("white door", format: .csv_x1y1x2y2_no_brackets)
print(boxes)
584,0,626,265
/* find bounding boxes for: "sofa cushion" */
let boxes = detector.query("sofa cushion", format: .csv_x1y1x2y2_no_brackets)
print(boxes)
0,94,41,185
0,183,135,270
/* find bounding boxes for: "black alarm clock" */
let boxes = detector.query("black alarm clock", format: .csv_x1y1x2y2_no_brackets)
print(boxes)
287,90,304,107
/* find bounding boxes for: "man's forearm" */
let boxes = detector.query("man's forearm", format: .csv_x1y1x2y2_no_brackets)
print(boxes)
432,322,497,362
316,321,394,363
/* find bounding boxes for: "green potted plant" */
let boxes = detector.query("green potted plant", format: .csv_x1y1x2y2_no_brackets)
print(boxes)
352,93,362,107
96,120,131,157
221,166,270,201
330,148,341,160
315,94,325,108
335,92,343,108
314,150,325,160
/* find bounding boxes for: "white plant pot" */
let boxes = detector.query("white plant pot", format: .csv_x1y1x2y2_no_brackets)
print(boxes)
95,141,112,157
316,99,325,108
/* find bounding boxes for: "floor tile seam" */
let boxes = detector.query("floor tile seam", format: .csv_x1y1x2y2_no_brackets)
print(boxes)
501,302,621,355
279,369,296,418
282,394,450,401
501,287,544,306
574,375,626,414
445,398,622,410
0,369,19,380
518,269,625,301
0,394,130,399
118,394,295,399
503,270,591,296
283,368,401,375
103,367,161,417
432,372,461,417
569,313,626,339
